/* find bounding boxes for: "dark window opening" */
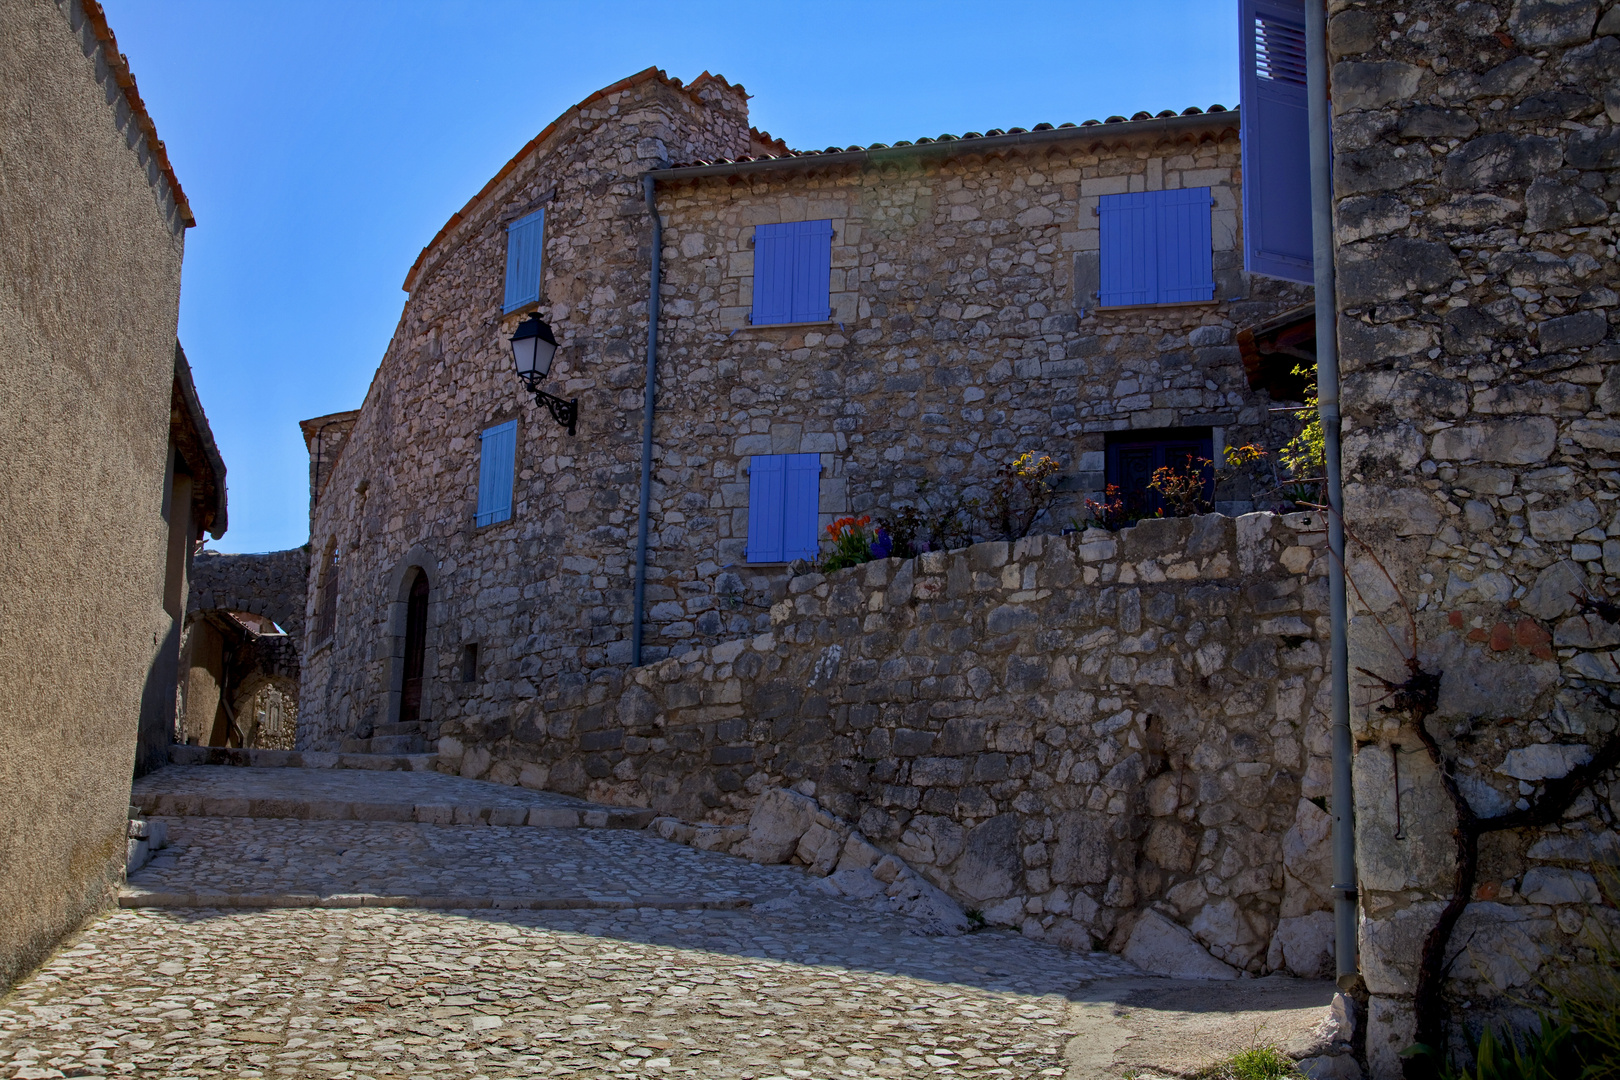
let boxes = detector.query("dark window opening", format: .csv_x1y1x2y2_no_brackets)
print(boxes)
1104,427,1214,518
460,643,479,683
400,572,430,724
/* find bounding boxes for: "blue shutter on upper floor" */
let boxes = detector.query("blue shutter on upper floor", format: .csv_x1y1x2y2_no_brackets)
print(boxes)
1153,187,1217,303
1099,189,1215,305
746,455,787,562
1098,193,1154,307
476,420,517,526
788,220,834,322
751,220,833,325
1240,0,1313,284
503,209,546,313
781,454,822,561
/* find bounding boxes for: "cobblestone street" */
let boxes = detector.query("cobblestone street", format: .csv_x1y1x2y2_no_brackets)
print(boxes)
2,771,1336,1080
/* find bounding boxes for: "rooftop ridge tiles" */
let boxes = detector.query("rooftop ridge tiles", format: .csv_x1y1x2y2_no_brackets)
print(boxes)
78,0,194,229
402,66,742,294
656,106,1236,173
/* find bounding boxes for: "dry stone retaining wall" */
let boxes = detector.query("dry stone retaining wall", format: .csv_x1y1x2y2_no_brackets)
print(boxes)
435,512,1337,977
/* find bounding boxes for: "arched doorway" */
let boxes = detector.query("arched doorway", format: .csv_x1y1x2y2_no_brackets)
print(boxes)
400,571,430,724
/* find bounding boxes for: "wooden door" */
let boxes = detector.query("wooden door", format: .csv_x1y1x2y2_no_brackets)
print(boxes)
400,573,429,724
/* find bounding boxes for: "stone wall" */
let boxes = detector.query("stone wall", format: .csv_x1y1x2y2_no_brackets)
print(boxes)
189,547,308,638
298,69,758,749
299,72,1315,754
434,513,1338,978
1328,0,1620,1073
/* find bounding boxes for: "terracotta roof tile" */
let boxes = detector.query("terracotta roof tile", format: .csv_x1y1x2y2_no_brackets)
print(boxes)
402,66,741,294
81,0,194,229
663,105,1232,170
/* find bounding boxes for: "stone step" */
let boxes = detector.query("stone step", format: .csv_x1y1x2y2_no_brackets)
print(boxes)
370,721,429,738
340,735,426,755
135,763,658,831
119,890,748,911
169,745,438,772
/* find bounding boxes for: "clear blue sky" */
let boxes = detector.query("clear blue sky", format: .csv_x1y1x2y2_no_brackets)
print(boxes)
102,0,1239,554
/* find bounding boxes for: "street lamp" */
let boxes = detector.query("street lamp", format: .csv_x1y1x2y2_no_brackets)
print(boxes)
509,314,577,436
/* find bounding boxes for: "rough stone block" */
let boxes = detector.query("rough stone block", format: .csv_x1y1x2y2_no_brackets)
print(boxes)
735,787,818,864
1122,910,1239,980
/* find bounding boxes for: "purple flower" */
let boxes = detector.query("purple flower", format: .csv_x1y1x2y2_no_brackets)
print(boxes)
871,527,892,559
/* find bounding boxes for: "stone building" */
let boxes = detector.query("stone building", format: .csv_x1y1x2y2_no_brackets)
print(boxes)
0,0,223,991
299,65,1313,755
179,546,307,749
294,6,1620,1066
1327,0,1620,1073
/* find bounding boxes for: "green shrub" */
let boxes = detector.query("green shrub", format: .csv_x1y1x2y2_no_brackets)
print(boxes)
1196,1044,1302,1080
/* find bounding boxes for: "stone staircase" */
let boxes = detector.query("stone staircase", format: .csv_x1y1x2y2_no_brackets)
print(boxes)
338,719,433,754
145,745,658,829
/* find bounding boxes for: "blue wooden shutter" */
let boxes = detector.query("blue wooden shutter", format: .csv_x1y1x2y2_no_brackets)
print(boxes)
789,220,834,322
746,455,787,562
752,220,832,325
1098,194,1154,306
782,453,822,561
503,209,545,313
476,420,517,526
1240,0,1313,284
1153,187,1216,303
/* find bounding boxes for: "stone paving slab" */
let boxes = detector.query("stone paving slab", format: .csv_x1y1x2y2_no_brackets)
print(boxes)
131,766,656,828
121,818,808,910
168,745,439,771
4,814,1336,1079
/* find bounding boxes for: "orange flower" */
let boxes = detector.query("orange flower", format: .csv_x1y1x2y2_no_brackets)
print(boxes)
828,515,871,539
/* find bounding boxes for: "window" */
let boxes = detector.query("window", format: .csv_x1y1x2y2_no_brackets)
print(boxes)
1105,428,1214,517
1098,188,1216,307
503,209,545,313
751,220,833,325
313,540,340,642
746,453,822,563
460,643,479,683
1240,0,1313,284
475,420,517,526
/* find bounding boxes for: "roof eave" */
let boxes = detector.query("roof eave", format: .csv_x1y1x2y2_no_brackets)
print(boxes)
647,109,1238,182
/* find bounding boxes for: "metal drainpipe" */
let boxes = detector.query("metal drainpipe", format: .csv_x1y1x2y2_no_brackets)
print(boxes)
631,172,663,667
1306,0,1358,987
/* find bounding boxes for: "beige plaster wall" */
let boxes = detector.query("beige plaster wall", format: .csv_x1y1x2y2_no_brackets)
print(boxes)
0,0,187,990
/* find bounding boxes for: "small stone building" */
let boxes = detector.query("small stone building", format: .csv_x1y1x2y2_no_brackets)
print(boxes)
299,66,1312,753
0,0,222,992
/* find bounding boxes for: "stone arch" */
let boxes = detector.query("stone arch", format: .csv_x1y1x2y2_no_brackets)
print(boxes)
382,546,443,732
187,547,309,640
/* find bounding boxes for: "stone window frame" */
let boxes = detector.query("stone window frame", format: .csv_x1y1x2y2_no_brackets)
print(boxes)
729,429,850,566
383,546,442,727
713,199,861,332
470,409,526,532
1071,164,1241,315
309,537,341,652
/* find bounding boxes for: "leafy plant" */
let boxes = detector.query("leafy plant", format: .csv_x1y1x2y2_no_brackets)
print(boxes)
1194,1044,1302,1080
1149,453,1215,516
877,479,977,558
1278,362,1325,488
819,515,874,573
1080,484,1157,531
1147,444,1269,517
988,452,1062,540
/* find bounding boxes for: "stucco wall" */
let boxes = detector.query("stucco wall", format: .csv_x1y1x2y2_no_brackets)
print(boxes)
0,0,187,990
1328,0,1620,1073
